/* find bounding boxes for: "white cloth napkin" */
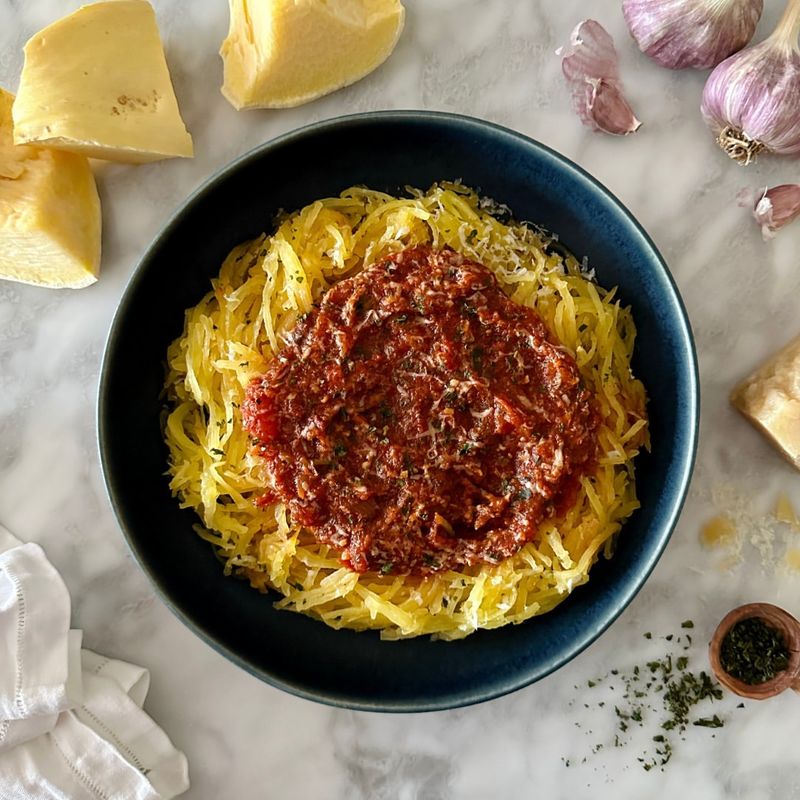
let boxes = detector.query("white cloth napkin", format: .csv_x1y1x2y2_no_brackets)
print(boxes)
0,525,190,800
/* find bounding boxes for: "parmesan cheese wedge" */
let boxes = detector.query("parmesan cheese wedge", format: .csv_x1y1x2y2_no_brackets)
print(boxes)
220,0,405,110
12,0,193,164
0,88,100,289
731,336,800,471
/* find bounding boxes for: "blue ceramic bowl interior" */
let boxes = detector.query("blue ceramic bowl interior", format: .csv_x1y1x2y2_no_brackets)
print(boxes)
99,111,698,712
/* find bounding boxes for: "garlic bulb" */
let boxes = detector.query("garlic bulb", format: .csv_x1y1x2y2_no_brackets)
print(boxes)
623,0,763,69
702,0,800,164
558,20,642,136
752,184,800,239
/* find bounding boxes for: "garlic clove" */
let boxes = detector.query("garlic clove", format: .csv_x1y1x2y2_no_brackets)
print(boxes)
587,79,643,136
623,0,763,70
752,184,800,239
559,20,642,136
701,0,800,164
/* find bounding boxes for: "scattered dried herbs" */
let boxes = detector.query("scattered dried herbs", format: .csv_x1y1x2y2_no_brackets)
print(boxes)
693,715,724,728
570,623,730,774
719,617,790,685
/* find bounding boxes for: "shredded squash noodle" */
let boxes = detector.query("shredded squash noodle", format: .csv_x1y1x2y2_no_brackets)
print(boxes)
164,184,648,640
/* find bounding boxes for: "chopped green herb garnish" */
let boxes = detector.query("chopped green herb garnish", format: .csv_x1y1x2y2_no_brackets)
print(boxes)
693,715,724,729
471,346,484,374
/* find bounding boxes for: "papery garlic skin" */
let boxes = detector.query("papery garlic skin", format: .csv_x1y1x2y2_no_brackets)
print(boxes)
622,0,764,69
623,0,763,70
701,0,800,164
559,20,642,136
753,184,800,239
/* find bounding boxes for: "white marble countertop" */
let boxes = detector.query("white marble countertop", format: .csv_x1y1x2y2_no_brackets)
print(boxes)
3,0,800,797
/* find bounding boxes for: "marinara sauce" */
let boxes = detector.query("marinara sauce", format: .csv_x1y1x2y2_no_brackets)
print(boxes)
242,246,600,575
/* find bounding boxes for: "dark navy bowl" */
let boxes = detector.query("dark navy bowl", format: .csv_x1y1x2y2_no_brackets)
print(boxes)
99,111,698,712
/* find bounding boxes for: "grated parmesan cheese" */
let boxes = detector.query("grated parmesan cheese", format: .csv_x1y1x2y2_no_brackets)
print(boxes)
705,484,800,575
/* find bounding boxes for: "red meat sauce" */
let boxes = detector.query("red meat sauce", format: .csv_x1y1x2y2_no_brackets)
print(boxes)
242,245,600,576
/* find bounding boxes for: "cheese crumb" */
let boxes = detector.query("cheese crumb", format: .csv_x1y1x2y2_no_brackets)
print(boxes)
700,516,737,549
775,492,800,530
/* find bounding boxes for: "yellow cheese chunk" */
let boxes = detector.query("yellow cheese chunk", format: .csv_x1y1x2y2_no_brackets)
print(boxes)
221,0,405,110
0,88,100,289
731,335,800,471
13,0,193,164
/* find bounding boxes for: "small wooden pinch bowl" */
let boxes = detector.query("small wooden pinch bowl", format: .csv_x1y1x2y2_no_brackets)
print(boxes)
709,602,800,700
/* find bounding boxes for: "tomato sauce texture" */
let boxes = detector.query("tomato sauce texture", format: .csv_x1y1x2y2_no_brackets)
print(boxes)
242,246,600,575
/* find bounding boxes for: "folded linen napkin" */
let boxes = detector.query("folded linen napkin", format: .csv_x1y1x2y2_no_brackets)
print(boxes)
0,524,189,800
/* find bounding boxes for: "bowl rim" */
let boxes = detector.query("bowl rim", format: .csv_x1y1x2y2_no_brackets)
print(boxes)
98,110,700,712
